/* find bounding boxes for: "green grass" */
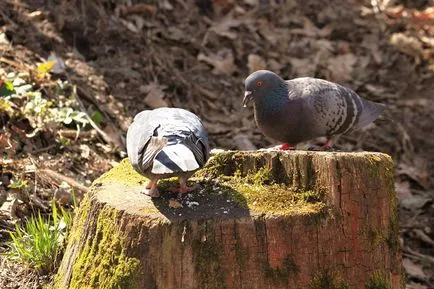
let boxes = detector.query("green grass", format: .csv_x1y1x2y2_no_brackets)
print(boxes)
5,202,73,274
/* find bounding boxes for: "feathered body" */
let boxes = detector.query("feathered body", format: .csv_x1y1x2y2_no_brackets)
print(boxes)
126,107,209,197
243,70,385,147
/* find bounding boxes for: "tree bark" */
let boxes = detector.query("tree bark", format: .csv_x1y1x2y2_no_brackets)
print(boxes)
54,151,403,289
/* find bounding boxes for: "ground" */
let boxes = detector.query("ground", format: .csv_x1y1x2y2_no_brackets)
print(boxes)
0,0,433,288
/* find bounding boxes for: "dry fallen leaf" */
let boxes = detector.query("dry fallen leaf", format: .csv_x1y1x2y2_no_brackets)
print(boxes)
390,33,423,58
395,180,412,201
289,57,316,77
400,193,432,211
326,53,357,82
397,158,431,189
141,82,168,109
210,13,242,40
403,259,427,281
267,59,284,73
0,197,19,219
247,54,266,74
290,17,333,38
169,198,183,209
197,48,237,75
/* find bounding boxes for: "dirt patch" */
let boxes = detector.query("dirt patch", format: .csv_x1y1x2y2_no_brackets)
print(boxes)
0,0,433,287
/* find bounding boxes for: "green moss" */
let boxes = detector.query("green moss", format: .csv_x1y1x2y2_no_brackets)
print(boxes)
365,271,392,289
95,158,146,187
264,255,299,283
241,167,274,186
58,201,140,289
192,154,327,215
194,167,326,216
309,271,349,289
193,152,234,179
362,226,385,248
230,184,325,215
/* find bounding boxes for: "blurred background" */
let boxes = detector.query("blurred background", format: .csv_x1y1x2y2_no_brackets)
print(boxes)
0,0,433,288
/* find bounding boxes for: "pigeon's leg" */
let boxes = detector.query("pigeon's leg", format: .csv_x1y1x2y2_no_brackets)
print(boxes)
260,143,295,151
141,178,160,198
319,138,334,151
168,177,200,198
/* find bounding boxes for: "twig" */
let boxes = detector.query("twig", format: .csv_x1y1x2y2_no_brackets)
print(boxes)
0,57,29,71
404,246,434,265
38,169,88,196
57,129,96,139
413,229,434,247
31,144,57,154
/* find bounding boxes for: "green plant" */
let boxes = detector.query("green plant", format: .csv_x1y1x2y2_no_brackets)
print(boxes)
5,202,73,274
1,70,91,138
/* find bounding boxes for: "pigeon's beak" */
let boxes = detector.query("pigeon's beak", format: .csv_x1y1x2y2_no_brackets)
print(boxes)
242,91,253,108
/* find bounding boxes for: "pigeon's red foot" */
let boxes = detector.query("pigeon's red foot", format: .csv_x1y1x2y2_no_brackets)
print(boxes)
279,143,295,150
319,139,333,151
259,143,295,151
168,177,200,198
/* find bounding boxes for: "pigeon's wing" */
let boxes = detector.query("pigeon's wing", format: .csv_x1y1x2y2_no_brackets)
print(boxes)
289,78,379,136
171,108,210,167
126,110,167,174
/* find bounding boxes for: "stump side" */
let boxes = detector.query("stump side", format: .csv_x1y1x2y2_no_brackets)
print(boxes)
55,151,403,289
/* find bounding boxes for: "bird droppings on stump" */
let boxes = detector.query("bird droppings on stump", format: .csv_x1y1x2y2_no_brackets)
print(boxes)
54,150,403,289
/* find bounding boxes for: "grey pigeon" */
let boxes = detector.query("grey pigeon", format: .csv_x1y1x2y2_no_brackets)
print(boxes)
126,107,210,197
243,70,385,150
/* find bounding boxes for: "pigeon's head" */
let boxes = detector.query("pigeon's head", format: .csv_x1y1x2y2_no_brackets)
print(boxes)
243,70,283,107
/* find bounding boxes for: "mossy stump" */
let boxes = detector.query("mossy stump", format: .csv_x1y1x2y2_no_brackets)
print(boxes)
54,151,403,289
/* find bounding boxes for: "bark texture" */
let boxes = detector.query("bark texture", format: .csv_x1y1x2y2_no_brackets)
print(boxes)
54,151,403,289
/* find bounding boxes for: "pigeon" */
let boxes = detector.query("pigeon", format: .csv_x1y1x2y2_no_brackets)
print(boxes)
243,70,385,150
126,107,210,197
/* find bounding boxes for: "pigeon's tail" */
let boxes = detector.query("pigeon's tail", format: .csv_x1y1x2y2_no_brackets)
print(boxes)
151,144,199,175
355,99,386,129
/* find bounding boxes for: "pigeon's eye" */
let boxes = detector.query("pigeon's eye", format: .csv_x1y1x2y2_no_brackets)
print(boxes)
256,80,264,87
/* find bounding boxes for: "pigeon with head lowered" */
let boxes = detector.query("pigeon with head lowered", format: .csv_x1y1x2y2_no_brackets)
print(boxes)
243,70,385,150
127,107,210,197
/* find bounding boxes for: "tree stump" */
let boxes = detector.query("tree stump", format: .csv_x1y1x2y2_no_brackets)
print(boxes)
54,151,403,289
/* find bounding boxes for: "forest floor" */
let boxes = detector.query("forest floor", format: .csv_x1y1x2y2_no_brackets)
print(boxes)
0,0,433,288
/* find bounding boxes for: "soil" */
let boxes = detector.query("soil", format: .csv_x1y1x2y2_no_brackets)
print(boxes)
0,0,433,288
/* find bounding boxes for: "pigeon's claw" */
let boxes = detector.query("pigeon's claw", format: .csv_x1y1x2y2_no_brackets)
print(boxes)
167,178,200,199
141,179,160,197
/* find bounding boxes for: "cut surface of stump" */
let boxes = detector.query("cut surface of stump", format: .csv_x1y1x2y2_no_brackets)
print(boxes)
54,151,403,289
